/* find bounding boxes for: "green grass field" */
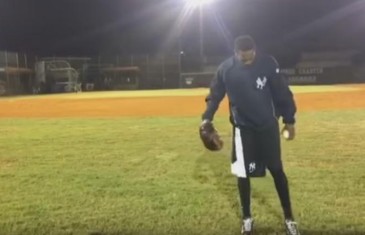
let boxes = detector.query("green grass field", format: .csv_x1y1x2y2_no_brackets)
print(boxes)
0,88,364,235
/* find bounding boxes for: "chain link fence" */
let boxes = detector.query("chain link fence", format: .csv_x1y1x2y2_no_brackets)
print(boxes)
1,50,365,95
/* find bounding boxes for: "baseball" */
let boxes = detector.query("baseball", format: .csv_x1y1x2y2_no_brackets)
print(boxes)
283,130,290,139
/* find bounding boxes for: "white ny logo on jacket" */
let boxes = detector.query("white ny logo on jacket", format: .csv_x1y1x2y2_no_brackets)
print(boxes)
256,77,267,90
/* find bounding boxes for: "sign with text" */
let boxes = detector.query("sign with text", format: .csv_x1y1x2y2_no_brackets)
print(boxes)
281,67,354,85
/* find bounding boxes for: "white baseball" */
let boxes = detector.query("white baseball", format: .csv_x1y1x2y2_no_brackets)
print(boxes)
283,130,290,139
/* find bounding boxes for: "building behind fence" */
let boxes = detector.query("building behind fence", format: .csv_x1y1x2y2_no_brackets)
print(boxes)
0,50,365,95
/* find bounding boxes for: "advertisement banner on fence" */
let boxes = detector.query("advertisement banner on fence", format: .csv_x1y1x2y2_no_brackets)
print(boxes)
281,67,355,85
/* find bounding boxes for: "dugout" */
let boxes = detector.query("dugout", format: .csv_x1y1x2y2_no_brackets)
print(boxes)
0,67,34,95
100,66,140,90
0,51,35,95
80,63,111,91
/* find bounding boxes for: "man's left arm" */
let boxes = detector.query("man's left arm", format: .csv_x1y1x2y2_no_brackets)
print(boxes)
268,57,297,139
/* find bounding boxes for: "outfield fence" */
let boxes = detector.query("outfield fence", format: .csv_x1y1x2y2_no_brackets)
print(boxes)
1,50,365,95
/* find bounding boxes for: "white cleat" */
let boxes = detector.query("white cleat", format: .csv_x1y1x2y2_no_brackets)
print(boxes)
241,217,254,235
285,219,300,235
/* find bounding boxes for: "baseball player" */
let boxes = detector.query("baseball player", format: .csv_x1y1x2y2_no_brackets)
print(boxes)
199,35,300,235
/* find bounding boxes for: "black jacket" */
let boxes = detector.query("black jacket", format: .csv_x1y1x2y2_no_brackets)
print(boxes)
202,54,296,129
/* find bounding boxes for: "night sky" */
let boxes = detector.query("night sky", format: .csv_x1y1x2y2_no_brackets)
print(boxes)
0,0,364,56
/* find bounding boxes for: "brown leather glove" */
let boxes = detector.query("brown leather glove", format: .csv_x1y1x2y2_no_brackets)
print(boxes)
199,120,224,151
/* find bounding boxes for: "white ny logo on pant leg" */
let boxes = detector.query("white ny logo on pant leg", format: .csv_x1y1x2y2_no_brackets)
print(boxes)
249,162,256,173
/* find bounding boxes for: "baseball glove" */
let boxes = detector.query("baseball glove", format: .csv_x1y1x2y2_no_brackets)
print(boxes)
199,120,224,151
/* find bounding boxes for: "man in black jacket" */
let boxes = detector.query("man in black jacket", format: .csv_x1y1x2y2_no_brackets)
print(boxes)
201,35,300,235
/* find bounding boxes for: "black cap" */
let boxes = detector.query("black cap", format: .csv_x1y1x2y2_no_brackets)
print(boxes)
234,35,256,51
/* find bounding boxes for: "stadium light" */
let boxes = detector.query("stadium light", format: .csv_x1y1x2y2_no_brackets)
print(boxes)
185,0,215,8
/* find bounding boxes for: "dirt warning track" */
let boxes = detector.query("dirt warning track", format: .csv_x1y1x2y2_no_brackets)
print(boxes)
0,88,364,118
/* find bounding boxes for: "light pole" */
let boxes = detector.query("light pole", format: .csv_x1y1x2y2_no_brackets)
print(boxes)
199,4,204,58
184,0,215,58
